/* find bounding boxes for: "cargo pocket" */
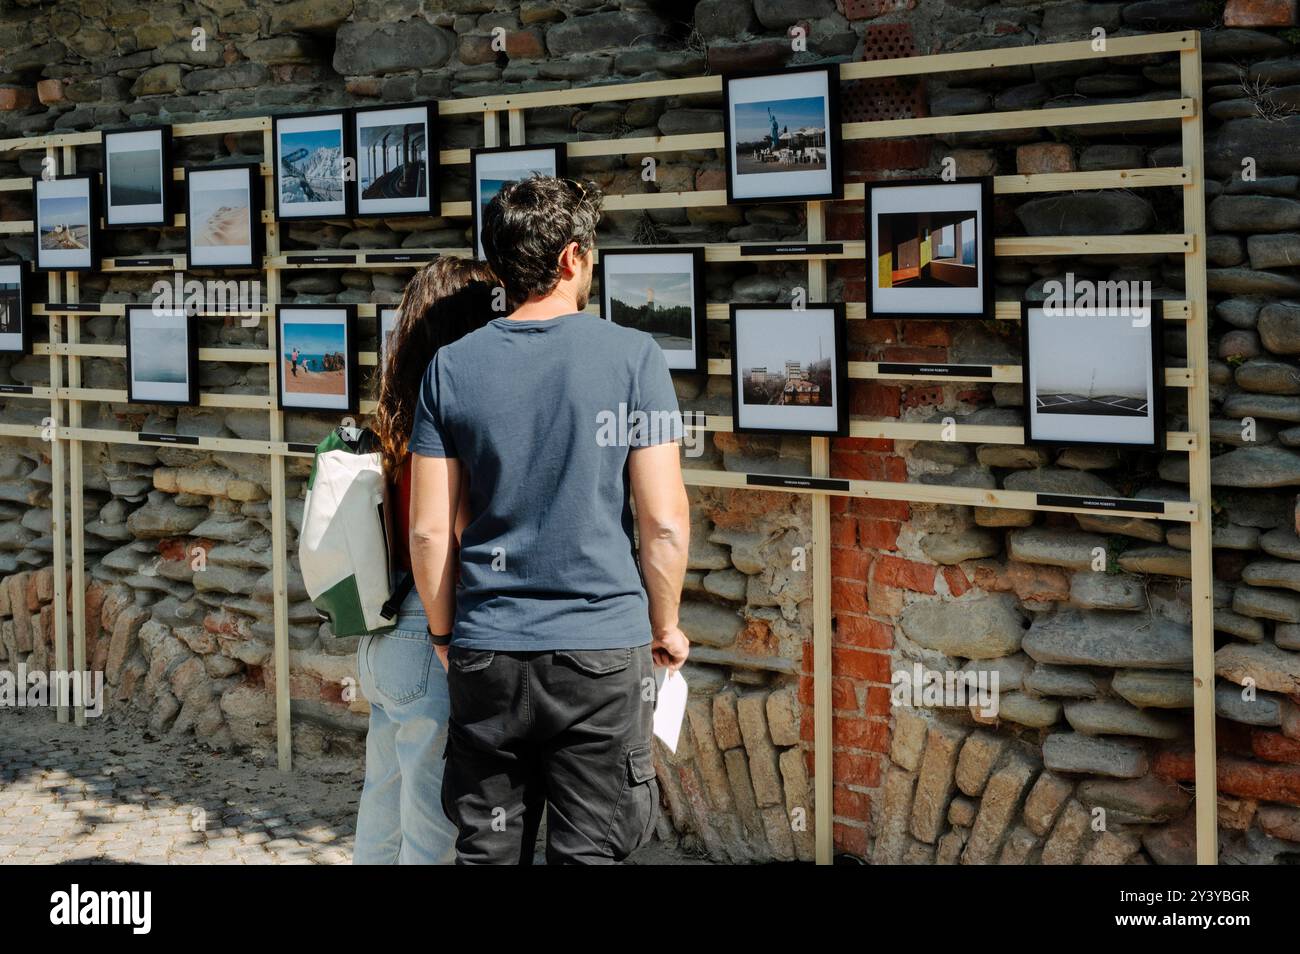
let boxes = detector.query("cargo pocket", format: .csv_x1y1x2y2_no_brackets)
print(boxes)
603,742,659,860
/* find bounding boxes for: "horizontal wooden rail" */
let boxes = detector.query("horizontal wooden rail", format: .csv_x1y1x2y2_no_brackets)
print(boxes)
706,357,1191,388
682,467,1197,522
843,98,1192,141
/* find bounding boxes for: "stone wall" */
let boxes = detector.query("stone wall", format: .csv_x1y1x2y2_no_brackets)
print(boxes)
1,0,1299,864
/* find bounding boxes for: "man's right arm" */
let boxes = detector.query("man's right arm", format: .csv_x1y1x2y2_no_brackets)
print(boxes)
628,441,690,670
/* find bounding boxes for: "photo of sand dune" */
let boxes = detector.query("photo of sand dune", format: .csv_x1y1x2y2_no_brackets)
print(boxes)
191,187,251,248
38,195,90,251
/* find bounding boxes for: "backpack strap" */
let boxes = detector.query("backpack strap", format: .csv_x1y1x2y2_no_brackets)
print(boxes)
380,572,415,621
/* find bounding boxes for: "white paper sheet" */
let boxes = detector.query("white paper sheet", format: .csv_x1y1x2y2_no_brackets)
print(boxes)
653,667,688,753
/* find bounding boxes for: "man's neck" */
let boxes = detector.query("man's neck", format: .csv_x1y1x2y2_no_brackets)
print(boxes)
506,288,583,322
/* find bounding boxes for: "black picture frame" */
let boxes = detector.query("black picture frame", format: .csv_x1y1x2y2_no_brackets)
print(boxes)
469,143,566,261
124,306,199,407
33,174,99,273
184,162,263,270
376,306,399,379
597,246,708,375
271,109,353,222
1019,299,1165,451
721,63,843,205
100,124,174,230
0,259,31,355
865,176,995,321
274,304,359,413
351,101,439,219
729,302,848,438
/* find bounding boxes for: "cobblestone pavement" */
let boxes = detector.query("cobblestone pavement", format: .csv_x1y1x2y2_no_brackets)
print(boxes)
0,707,702,865
0,707,360,865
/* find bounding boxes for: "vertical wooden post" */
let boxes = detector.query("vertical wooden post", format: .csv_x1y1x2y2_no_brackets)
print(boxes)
1180,34,1217,865
264,130,292,772
45,144,69,723
63,144,87,726
806,201,833,865
484,109,500,149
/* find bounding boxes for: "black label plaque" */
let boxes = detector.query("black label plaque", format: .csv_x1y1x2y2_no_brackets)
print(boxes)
115,257,174,268
139,432,199,446
747,474,850,492
0,384,33,394
285,253,358,265
48,302,99,313
1037,493,1166,515
287,442,318,455
878,363,993,378
740,242,844,257
367,252,437,264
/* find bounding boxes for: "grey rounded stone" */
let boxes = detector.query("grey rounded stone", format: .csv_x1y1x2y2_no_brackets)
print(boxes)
1210,195,1300,232
1258,301,1300,355
1236,358,1300,395
1234,584,1300,623
1023,611,1192,669
1063,699,1182,739
332,20,455,75
918,528,1000,565
899,593,1026,660
1222,392,1300,423
1111,669,1195,709
1042,732,1148,778
1214,683,1282,726
1217,297,1265,330
1248,233,1300,270
1015,192,1154,236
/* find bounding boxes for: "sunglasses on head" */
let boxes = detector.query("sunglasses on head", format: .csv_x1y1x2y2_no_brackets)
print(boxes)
562,177,592,202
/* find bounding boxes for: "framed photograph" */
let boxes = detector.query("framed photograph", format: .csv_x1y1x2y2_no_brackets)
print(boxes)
729,304,848,437
1021,301,1164,450
377,306,399,375
101,125,172,228
353,102,438,218
0,260,29,355
598,247,707,373
276,305,358,412
33,175,97,273
722,64,842,204
272,110,350,221
470,144,566,261
185,163,262,269
867,177,994,320
125,306,199,406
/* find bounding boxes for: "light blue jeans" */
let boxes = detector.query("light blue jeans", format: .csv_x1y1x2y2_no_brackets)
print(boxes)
353,589,456,864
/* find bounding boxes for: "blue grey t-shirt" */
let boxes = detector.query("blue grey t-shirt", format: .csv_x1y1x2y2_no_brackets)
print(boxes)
408,312,683,651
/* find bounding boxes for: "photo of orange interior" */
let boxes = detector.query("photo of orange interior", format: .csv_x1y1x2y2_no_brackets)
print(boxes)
876,209,979,289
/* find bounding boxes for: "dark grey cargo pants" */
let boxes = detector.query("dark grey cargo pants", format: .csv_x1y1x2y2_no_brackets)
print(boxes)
441,643,659,865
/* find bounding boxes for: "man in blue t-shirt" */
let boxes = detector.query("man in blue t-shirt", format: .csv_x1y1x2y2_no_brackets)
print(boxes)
407,175,690,864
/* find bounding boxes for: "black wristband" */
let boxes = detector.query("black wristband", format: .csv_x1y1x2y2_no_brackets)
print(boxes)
427,627,452,647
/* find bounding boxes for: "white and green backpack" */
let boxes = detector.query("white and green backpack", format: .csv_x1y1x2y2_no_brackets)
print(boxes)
299,426,413,637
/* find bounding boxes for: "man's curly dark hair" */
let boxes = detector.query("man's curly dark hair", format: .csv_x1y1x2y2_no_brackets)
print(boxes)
481,175,603,304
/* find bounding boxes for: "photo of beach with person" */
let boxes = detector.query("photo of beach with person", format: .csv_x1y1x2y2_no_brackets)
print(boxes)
282,321,347,397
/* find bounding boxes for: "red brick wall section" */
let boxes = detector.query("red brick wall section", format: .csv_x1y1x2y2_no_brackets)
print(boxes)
815,20,940,860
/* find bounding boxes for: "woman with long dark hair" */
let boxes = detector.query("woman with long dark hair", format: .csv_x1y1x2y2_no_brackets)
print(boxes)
354,257,496,864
